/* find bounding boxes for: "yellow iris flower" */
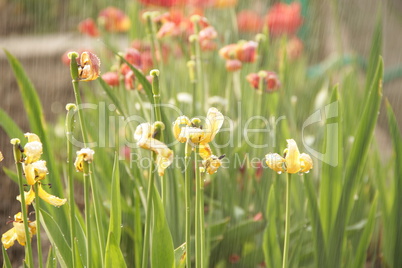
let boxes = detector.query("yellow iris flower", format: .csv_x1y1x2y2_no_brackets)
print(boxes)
23,160,48,185
17,183,67,207
173,107,224,174
78,52,101,81
134,122,173,176
1,212,37,249
24,133,43,164
265,139,313,174
74,148,95,172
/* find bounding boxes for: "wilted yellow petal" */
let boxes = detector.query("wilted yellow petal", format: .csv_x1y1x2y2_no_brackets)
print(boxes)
173,116,191,143
25,133,40,143
1,226,17,249
78,52,101,81
300,153,313,173
285,139,301,174
16,186,36,205
202,155,222,174
199,143,213,160
0,151,3,162
265,153,285,173
38,184,67,207
74,148,94,172
134,123,153,146
23,160,48,185
203,107,224,143
179,126,205,145
24,141,43,164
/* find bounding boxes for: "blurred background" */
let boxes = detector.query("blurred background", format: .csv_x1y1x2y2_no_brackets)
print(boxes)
0,0,401,265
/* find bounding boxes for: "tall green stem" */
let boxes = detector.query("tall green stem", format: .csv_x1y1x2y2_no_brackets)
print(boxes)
190,16,205,112
83,162,92,268
11,139,34,268
184,142,192,268
200,171,206,268
142,153,155,268
69,52,104,265
282,173,292,268
195,146,204,267
66,104,76,268
34,183,43,268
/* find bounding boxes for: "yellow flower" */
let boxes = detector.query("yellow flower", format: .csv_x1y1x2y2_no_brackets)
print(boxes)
74,148,95,172
17,183,67,207
173,107,224,145
1,212,37,249
0,151,3,162
78,52,101,81
24,133,43,164
202,155,223,175
265,139,313,174
23,160,48,185
134,122,173,176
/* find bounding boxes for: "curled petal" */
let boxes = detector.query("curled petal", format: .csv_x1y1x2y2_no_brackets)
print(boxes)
199,143,213,160
265,153,285,173
74,148,95,172
300,153,313,173
78,52,101,81
173,116,191,143
16,187,35,205
23,160,48,185
203,107,224,143
156,150,174,176
1,226,17,249
202,155,222,174
285,139,301,174
25,133,41,143
24,141,43,164
38,184,67,207
179,126,205,145
134,123,153,145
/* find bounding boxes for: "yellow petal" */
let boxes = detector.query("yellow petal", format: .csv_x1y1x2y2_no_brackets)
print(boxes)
199,143,213,160
285,139,301,174
180,126,205,145
78,52,101,81
23,163,36,185
38,184,67,207
265,153,285,173
156,150,174,176
74,148,95,172
23,161,48,185
0,151,3,162
25,133,41,143
300,153,313,173
24,141,43,164
173,116,191,143
134,123,153,146
1,227,17,249
16,187,35,205
202,155,222,174
203,107,224,143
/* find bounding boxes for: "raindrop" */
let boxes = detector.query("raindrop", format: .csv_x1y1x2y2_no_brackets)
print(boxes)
305,170,310,174
277,171,282,175
298,172,304,176
121,224,123,228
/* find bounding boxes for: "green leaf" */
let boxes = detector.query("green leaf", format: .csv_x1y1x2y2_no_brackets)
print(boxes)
328,58,383,267
105,232,127,268
319,85,343,241
39,209,72,268
2,245,12,268
0,108,24,142
4,50,64,198
45,246,57,268
352,194,378,268
385,99,402,267
151,185,175,268
174,243,186,268
3,167,18,184
107,152,122,245
263,186,282,268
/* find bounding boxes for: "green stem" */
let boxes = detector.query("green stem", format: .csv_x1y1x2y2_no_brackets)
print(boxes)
34,183,43,268
12,139,34,268
83,161,92,268
195,146,204,267
187,60,197,115
142,153,155,268
200,171,206,268
282,173,292,268
70,53,105,265
145,13,159,69
184,142,192,268
66,104,76,268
